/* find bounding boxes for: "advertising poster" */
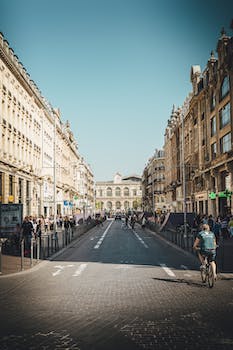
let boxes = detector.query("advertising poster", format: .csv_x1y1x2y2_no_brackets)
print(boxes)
0,204,23,237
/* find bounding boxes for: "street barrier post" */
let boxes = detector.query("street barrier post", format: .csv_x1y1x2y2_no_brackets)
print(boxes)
30,238,33,267
21,238,24,271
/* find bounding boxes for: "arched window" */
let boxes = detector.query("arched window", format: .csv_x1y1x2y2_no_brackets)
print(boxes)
220,76,230,100
98,189,103,197
107,187,112,197
107,201,112,210
133,200,138,209
115,187,121,196
124,187,129,196
116,201,121,209
124,201,129,210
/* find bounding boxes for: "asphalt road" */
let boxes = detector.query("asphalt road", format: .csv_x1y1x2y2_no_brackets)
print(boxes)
0,219,233,350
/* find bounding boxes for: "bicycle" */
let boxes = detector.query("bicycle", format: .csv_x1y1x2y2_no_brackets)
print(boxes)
198,249,217,288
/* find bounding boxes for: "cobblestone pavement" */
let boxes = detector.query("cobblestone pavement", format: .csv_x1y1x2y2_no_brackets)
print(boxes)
0,221,233,349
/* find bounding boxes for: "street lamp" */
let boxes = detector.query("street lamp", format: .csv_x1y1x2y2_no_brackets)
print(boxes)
181,110,187,236
52,109,57,235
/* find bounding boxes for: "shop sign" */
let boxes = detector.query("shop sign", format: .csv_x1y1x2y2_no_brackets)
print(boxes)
208,192,217,199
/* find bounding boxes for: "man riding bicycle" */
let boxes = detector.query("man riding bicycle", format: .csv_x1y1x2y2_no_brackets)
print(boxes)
193,223,217,280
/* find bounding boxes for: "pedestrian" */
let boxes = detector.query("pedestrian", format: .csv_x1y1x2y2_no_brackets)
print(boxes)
64,216,70,245
228,216,233,238
213,216,221,245
36,219,42,240
21,216,34,256
141,216,146,228
221,216,229,239
207,215,215,231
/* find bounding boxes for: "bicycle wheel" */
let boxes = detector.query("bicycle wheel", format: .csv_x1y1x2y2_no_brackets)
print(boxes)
207,264,214,288
200,267,207,283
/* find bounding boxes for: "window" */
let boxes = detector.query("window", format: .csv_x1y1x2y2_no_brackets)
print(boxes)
106,187,112,197
219,102,231,129
18,178,23,198
211,142,217,159
220,133,231,153
9,175,13,195
26,180,30,198
98,189,103,197
116,201,121,209
210,116,216,136
210,92,216,111
107,201,112,209
133,189,137,196
124,187,129,196
124,201,129,210
115,187,121,196
220,76,230,100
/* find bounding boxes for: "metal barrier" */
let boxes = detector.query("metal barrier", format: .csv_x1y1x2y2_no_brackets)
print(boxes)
1,220,97,273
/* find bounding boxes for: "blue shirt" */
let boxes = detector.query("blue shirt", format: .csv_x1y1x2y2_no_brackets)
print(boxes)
197,230,215,251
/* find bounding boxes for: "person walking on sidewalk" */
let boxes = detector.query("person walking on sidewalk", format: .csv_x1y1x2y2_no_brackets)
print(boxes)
21,216,34,256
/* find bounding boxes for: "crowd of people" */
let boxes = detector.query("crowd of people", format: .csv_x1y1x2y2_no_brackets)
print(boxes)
3,214,77,256
192,214,233,242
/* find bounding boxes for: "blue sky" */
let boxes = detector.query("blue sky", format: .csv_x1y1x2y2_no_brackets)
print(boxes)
1,0,233,180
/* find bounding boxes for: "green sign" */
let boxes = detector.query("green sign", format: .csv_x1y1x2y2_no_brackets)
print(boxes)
218,190,233,198
74,195,78,200
208,192,216,199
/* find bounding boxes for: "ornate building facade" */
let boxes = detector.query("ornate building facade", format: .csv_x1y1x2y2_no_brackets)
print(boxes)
95,173,142,213
164,28,233,217
0,32,94,218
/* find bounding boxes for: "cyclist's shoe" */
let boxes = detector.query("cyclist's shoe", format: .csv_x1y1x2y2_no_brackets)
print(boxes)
200,264,205,270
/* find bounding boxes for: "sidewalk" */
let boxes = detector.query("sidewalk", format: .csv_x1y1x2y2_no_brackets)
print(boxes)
0,254,39,275
217,237,233,273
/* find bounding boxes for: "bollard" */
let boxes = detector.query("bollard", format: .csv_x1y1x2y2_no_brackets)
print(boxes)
0,241,2,274
21,238,24,271
37,237,40,262
30,238,34,267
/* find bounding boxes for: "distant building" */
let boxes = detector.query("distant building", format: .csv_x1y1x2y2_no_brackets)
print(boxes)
142,149,167,214
95,173,142,213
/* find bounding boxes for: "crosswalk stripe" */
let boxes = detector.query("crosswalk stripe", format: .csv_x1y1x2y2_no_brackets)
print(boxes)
160,263,176,277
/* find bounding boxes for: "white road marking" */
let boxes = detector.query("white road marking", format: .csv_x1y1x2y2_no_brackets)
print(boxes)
72,263,88,277
52,264,74,277
94,220,113,249
160,263,176,277
133,231,148,248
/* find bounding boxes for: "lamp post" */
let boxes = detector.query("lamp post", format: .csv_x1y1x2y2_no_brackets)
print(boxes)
53,109,57,235
181,110,187,236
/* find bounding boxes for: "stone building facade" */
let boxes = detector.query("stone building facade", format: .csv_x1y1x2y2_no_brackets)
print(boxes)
0,32,94,218
164,28,233,217
95,173,142,213
142,149,167,213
